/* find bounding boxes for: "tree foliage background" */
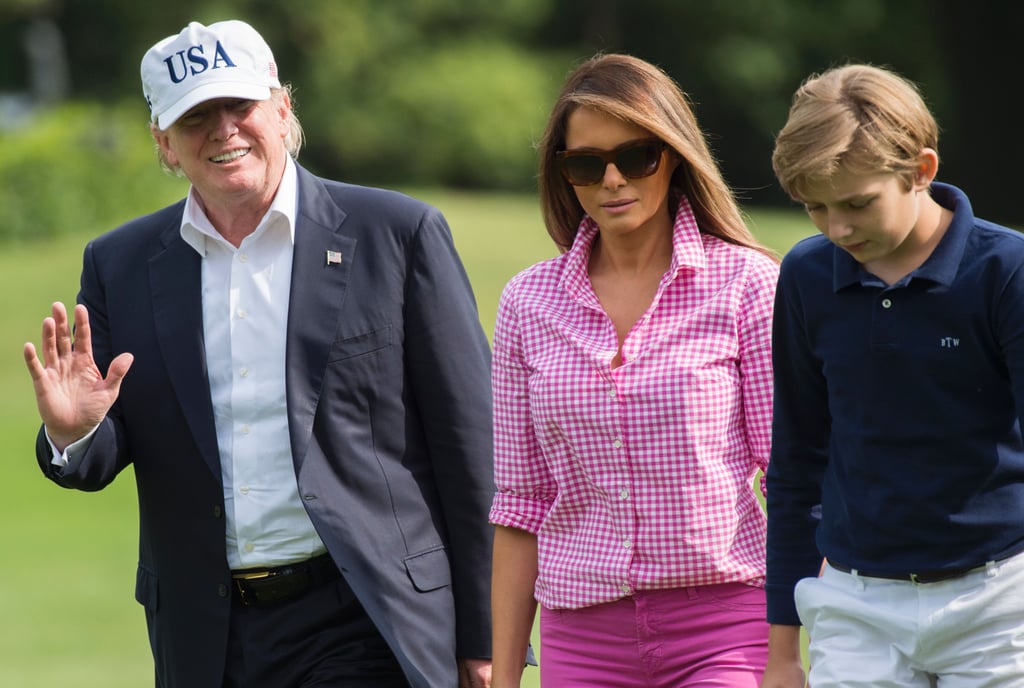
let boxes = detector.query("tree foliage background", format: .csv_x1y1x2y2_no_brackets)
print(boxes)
1,0,1021,236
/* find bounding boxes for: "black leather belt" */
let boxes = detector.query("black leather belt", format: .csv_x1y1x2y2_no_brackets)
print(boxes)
828,560,981,584
232,553,340,606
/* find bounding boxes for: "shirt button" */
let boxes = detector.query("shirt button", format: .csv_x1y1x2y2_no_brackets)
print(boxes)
240,425,251,435
623,539,633,549
237,308,248,319
238,254,248,263
881,298,893,309
621,583,633,595
244,542,255,553
239,368,249,378
608,387,617,398
613,439,623,449
240,486,250,495
619,489,629,500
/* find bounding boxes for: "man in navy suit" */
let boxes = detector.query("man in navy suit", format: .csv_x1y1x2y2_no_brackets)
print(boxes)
23,19,494,688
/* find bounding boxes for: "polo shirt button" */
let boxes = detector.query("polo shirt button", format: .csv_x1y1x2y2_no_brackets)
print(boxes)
881,298,893,309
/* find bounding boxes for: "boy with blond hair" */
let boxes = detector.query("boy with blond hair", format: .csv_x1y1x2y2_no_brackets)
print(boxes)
762,63,1024,687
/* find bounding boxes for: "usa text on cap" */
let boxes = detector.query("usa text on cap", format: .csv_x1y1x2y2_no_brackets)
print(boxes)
141,20,281,130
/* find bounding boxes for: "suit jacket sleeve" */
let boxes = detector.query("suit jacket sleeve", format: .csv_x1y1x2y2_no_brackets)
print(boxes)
35,239,132,490
403,206,495,658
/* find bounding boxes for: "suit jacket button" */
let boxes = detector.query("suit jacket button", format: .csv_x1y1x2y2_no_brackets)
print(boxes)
213,505,223,518
217,584,229,598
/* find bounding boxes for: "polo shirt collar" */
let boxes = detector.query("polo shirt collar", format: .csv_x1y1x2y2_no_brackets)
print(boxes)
833,181,974,291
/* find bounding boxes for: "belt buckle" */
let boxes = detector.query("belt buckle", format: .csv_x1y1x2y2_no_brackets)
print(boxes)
234,578,256,605
233,570,273,581
233,569,275,606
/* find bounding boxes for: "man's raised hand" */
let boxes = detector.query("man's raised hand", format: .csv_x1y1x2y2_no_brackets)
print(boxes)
23,302,133,452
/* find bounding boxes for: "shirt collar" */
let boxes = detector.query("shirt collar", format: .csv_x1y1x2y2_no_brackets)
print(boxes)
560,194,706,302
180,155,299,255
833,181,974,291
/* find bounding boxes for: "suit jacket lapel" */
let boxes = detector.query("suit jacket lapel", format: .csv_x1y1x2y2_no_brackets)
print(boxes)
149,227,222,480
286,168,355,470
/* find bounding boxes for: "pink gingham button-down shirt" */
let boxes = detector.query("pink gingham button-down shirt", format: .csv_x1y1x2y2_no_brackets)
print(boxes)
489,197,779,610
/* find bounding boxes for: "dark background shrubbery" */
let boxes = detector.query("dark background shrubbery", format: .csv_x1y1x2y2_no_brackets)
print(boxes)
1,0,1020,243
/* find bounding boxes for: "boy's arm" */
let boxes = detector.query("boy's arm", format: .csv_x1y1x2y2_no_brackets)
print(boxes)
760,624,806,688
765,254,830,625
999,261,1024,441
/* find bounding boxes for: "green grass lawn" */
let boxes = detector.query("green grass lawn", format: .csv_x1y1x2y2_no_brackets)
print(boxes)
0,190,813,687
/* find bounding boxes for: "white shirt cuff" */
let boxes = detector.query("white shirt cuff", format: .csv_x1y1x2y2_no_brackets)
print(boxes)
46,424,100,468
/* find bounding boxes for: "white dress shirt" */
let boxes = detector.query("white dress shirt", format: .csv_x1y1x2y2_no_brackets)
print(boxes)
180,156,325,569
53,156,325,570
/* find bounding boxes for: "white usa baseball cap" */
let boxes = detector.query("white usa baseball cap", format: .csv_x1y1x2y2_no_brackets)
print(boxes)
141,20,281,130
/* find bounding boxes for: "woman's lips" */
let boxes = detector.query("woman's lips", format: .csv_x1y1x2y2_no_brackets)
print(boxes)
601,199,637,213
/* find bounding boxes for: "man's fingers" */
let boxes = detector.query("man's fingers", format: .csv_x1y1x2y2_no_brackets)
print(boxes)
23,342,44,380
37,303,99,364
38,316,59,368
51,302,73,357
104,353,134,389
72,304,94,359
53,311,73,359
50,301,67,322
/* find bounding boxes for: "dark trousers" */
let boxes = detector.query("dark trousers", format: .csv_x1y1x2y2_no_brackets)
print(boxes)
223,574,409,687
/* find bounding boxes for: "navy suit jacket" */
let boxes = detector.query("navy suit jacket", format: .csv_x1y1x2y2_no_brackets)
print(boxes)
36,165,495,688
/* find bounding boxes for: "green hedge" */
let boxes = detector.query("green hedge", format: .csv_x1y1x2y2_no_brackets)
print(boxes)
309,40,559,190
0,102,188,242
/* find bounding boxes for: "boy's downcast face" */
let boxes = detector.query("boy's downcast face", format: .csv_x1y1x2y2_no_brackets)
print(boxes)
798,165,929,272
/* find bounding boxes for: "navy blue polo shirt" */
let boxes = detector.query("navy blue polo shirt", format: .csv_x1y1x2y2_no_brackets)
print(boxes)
766,182,1024,625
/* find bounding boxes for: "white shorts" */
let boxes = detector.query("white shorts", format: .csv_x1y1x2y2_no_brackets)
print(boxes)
794,550,1024,687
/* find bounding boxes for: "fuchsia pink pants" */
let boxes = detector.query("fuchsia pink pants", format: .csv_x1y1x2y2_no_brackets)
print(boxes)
539,583,769,687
